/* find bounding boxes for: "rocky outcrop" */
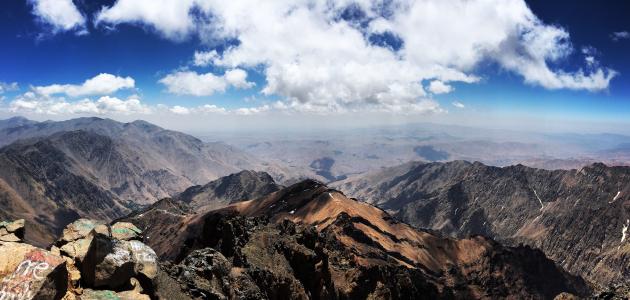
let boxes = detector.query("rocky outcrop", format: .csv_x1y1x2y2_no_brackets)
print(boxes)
0,218,158,300
334,161,630,289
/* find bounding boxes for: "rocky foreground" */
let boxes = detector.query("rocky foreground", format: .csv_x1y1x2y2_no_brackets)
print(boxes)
1,218,156,299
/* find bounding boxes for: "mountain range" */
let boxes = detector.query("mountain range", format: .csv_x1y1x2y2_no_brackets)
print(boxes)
0,117,305,245
0,116,628,298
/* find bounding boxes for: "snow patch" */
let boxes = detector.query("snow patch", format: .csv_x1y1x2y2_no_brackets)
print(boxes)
622,219,629,244
289,209,295,214
533,189,544,210
610,191,621,203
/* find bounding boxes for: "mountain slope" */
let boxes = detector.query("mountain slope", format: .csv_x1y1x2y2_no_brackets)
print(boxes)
0,135,131,246
334,160,630,288
133,180,590,299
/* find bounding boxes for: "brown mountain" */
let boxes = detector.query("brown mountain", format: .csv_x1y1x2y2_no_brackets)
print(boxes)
333,160,630,289
130,180,590,299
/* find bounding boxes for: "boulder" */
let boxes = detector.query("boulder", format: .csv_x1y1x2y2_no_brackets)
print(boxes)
55,219,109,264
82,233,157,291
59,219,104,244
0,248,68,300
0,219,25,242
110,222,142,241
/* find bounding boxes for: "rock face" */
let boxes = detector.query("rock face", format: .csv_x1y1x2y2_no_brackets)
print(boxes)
333,160,630,288
1,218,159,300
143,180,590,299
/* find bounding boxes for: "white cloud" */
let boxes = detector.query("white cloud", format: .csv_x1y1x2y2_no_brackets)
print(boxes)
428,80,454,94
95,0,196,40
193,50,219,66
169,105,191,115
0,82,19,94
28,0,86,33
91,0,618,112
159,69,254,96
452,101,465,109
224,69,255,89
33,73,135,97
234,105,271,115
611,31,630,42
9,92,150,115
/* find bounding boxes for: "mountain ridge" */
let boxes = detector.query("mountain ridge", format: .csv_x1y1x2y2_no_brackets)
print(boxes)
334,160,630,288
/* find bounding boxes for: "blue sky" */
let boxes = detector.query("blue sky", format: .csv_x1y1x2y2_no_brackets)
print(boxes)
0,0,629,133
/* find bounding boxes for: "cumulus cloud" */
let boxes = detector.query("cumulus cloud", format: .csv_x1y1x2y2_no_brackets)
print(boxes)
159,69,254,96
428,80,454,94
9,92,150,115
0,82,19,94
91,0,618,112
452,101,465,108
95,0,196,40
28,0,86,34
611,31,630,42
33,73,135,97
193,50,219,66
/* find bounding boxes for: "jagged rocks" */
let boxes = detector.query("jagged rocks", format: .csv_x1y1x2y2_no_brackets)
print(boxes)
165,248,264,299
0,219,25,242
0,247,68,300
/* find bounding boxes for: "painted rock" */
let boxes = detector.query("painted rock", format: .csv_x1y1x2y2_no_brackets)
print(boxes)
0,248,68,300
82,233,157,291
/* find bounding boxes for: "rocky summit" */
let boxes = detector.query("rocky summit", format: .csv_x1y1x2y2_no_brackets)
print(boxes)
124,180,593,299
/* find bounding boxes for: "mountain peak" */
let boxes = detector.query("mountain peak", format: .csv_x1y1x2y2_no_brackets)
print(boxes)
172,170,282,211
